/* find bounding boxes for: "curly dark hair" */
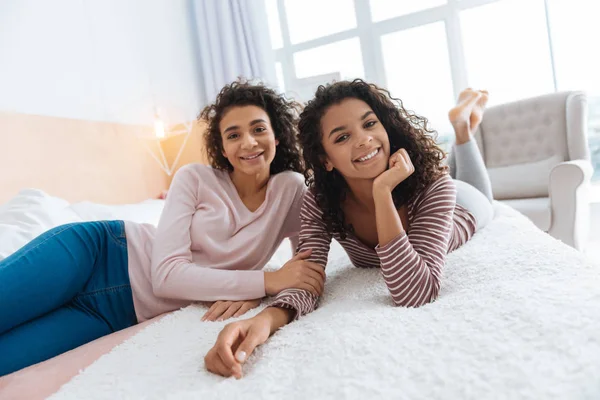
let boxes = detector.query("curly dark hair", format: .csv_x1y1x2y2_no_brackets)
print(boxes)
298,79,447,239
199,79,304,174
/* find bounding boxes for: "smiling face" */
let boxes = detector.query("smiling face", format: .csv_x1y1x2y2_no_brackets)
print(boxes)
219,105,278,176
320,98,391,182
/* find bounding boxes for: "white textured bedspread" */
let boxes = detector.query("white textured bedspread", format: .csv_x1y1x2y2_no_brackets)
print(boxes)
50,203,600,400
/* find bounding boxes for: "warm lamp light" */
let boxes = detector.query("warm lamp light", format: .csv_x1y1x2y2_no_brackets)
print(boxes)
154,115,166,139
143,108,192,176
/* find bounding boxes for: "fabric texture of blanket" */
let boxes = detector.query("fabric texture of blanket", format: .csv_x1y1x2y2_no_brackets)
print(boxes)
49,203,600,400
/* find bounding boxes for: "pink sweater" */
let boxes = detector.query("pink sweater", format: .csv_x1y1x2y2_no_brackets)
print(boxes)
124,164,307,322
271,174,477,318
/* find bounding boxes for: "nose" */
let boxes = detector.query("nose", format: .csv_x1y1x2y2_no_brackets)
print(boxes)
240,133,258,150
355,131,373,148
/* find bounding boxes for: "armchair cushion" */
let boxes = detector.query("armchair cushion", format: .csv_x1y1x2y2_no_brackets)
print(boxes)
488,155,563,200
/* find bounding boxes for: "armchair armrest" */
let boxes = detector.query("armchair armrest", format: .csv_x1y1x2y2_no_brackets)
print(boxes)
547,160,594,250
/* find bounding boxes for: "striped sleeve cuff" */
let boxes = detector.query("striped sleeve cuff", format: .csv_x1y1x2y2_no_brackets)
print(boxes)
375,231,414,277
270,288,319,321
375,230,410,257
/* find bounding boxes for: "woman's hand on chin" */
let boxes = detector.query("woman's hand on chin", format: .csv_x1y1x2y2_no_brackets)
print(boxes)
373,148,415,194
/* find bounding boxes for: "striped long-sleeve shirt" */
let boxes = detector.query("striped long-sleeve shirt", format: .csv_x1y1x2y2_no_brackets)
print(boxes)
270,174,477,319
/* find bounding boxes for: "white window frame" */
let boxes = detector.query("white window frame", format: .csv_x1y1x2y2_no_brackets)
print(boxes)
272,0,600,181
272,0,558,104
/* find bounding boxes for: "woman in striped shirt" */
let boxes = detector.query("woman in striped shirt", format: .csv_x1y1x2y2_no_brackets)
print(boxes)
204,80,494,379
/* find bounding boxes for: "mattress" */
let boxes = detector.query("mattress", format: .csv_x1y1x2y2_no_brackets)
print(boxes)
41,202,600,400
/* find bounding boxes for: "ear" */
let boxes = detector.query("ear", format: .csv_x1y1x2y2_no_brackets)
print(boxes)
323,158,334,172
275,139,279,146
222,149,228,159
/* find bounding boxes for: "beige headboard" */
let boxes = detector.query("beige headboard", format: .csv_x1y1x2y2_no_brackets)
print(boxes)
0,111,208,205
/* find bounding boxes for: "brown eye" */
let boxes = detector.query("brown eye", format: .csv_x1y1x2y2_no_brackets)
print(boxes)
335,134,349,144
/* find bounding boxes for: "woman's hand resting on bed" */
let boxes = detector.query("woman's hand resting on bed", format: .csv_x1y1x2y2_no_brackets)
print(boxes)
264,249,325,296
204,307,293,379
201,299,262,322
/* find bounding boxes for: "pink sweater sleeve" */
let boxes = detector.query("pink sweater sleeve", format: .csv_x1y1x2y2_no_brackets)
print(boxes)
270,190,331,320
375,175,456,307
150,165,265,302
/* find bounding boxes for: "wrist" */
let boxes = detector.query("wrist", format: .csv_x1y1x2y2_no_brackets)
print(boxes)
257,307,294,334
372,182,393,198
263,271,275,296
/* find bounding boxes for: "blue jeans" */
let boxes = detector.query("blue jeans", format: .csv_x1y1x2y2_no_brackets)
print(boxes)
0,221,137,376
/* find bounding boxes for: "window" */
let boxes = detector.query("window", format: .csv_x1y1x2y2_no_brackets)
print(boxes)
284,0,356,44
546,0,600,180
460,0,554,106
547,0,600,94
275,62,285,92
381,22,454,136
265,0,283,49
293,38,364,80
267,0,600,179
370,0,446,22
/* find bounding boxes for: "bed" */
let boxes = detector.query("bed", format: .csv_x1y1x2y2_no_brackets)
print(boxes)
1,112,599,399
0,111,175,399
0,189,170,399
2,190,599,399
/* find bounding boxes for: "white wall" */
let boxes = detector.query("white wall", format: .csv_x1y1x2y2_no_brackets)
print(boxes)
0,0,203,125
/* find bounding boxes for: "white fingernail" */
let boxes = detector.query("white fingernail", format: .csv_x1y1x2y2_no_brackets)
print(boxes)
236,351,247,363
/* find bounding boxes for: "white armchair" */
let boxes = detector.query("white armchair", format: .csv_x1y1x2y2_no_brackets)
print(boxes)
474,91,593,250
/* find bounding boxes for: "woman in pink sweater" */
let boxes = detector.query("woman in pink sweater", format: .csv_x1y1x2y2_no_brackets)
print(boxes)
0,81,324,376
205,80,494,379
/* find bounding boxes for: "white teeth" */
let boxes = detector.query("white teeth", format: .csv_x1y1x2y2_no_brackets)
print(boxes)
357,149,378,162
241,152,262,160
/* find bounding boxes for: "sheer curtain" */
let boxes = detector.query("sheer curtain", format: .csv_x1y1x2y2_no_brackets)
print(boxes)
190,0,277,105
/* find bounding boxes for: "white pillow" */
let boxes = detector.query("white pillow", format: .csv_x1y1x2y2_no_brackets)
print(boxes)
68,199,165,226
0,189,81,260
0,191,165,261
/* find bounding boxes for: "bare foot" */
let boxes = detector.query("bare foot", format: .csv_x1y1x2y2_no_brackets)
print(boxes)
448,88,481,144
470,90,489,132
448,88,480,123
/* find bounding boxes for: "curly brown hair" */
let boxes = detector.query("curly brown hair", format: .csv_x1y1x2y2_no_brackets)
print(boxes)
298,79,447,239
199,79,304,175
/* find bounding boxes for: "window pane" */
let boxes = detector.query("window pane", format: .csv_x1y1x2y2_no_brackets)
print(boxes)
590,98,600,181
284,0,357,44
275,62,286,92
547,0,600,94
265,0,283,49
293,38,364,80
460,0,554,106
548,0,600,181
370,0,446,22
381,22,455,138
546,0,600,180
